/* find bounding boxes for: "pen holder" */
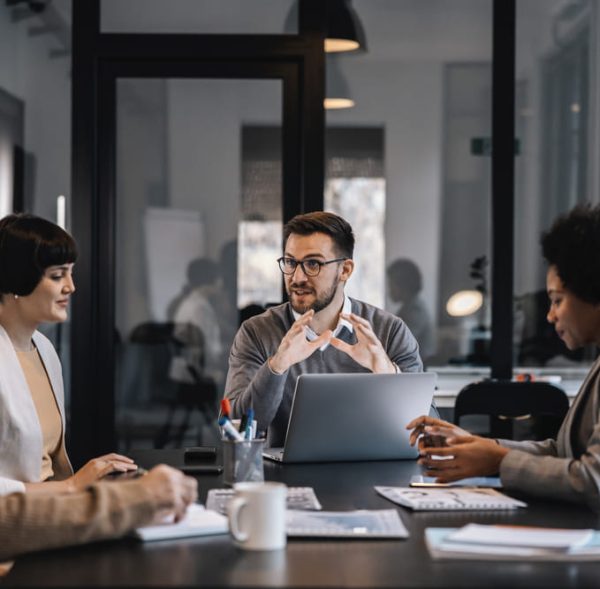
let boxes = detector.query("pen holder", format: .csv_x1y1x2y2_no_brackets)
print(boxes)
223,439,265,486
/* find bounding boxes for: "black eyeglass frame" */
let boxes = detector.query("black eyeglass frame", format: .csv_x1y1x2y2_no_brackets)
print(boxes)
277,256,348,277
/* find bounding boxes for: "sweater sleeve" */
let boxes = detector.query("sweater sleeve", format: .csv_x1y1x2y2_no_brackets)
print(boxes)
0,480,158,561
499,427,600,508
224,322,287,432
387,318,423,373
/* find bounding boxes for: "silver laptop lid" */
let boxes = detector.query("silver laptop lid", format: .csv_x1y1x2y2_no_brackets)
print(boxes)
277,372,436,463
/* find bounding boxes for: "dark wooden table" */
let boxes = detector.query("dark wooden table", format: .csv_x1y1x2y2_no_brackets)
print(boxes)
4,449,600,587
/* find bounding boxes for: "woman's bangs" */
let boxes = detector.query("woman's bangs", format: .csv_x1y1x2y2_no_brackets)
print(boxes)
36,233,78,269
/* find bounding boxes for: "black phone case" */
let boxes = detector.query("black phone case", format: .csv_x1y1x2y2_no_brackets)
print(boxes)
184,447,217,462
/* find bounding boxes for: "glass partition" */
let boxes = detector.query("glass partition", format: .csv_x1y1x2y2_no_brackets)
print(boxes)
514,0,599,375
324,0,493,370
115,78,282,450
0,0,73,405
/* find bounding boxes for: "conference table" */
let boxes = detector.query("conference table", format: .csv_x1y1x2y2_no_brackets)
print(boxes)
4,449,600,587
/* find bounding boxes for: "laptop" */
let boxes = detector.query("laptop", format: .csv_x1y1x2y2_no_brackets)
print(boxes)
262,372,436,463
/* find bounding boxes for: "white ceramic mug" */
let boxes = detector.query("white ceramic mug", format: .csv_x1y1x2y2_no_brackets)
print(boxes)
227,482,287,550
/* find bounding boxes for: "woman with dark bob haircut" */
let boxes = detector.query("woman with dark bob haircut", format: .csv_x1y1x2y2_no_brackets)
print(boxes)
407,203,600,509
0,214,137,495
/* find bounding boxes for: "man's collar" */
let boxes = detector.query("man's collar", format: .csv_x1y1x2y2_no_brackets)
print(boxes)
292,295,353,351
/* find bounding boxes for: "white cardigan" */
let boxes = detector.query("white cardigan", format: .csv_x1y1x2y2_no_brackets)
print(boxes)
0,325,72,495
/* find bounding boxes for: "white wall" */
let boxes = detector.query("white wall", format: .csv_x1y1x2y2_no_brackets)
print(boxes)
327,62,443,323
0,2,71,223
167,79,282,260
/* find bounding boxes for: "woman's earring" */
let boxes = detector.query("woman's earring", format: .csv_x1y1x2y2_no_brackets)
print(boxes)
13,294,18,300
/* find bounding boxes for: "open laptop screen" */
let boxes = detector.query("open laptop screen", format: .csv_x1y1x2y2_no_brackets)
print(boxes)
263,372,436,463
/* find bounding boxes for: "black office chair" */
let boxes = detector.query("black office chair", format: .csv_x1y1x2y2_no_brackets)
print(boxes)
121,321,218,449
453,380,569,441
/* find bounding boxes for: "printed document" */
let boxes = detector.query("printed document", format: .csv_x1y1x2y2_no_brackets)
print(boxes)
375,486,527,511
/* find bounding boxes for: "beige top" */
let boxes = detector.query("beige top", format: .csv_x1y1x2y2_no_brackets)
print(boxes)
16,348,63,481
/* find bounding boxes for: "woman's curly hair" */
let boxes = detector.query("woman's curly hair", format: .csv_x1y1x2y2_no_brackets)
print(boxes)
541,204,600,304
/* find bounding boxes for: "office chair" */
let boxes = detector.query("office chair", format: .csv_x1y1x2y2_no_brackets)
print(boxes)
121,321,218,449
453,380,569,441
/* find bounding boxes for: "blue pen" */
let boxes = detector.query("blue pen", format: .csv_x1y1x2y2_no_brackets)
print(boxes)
245,408,254,440
219,416,244,441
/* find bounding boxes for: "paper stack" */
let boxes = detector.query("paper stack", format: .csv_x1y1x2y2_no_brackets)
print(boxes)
426,523,600,561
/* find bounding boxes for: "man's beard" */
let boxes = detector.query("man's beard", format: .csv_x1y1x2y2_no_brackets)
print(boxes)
288,277,340,314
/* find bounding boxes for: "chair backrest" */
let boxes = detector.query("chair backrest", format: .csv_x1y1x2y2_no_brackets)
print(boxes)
454,380,569,440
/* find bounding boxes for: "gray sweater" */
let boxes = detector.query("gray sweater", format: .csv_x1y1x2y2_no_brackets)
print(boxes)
224,298,423,447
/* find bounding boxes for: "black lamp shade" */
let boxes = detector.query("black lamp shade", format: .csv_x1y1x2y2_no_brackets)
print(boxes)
284,0,367,54
326,0,367,53
325,55,354,109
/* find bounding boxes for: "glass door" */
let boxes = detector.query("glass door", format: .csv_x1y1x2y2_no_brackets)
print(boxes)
114,78,284,450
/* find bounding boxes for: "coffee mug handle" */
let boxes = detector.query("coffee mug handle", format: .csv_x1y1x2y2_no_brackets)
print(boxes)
227,497,249,543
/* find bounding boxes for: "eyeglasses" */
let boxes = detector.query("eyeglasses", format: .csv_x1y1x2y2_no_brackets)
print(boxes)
277,256,347,277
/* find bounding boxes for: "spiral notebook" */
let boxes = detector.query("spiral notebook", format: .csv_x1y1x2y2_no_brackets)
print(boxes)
375,486,527,511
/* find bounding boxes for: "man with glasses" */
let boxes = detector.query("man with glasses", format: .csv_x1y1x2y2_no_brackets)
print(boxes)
224,211,424,447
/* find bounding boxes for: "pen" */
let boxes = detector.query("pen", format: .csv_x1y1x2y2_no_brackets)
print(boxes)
238,412,248,434
219,416,244,441
245,408,254,440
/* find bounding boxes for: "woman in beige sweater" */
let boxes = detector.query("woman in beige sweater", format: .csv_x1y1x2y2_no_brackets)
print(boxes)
0,214,136,495
0,464,197,567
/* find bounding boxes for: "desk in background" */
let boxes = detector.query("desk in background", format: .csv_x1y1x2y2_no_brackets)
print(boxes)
432,366,587,409
5,449,600,588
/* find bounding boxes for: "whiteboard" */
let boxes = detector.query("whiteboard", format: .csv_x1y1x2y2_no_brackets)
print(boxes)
143,207,205,320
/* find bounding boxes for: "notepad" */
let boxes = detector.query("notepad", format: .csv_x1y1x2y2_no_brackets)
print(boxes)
286,509,408,539
375,486,527,511
425,526,600,561
133,504,228,541
447,523,594,550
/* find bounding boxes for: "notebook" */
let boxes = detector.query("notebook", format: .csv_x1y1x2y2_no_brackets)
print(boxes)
375,486,527,511
133,504,228,541
425,526,600,561
263,372,436,463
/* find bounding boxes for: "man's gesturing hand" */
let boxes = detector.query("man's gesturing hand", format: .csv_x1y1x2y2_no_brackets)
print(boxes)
329,313,395,373
268,310,332,374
